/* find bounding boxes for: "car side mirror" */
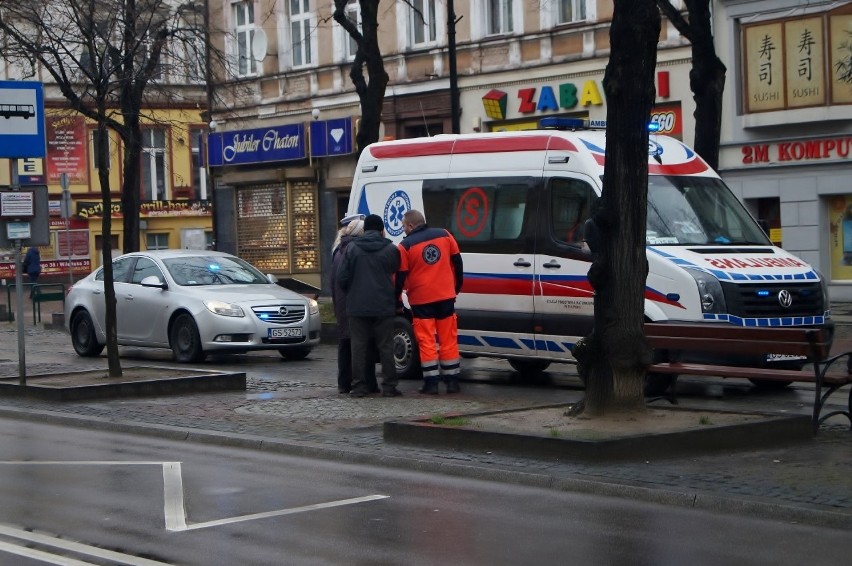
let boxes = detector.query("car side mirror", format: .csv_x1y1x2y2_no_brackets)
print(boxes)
140,275,167,289
267,273,278,284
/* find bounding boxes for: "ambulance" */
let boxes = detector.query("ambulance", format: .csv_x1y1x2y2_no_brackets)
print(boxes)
346,119,832,393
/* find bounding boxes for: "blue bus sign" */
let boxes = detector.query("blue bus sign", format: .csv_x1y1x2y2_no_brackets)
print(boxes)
0,81,46,159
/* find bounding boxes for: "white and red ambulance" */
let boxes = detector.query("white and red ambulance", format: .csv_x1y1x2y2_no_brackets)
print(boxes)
347,119,832,392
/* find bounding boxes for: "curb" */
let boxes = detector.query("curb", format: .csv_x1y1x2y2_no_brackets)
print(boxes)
0,405,849,530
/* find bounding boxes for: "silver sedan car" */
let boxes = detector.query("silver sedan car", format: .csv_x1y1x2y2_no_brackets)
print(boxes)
65,250,321,362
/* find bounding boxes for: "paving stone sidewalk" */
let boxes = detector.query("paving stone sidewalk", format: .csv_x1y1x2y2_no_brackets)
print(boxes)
1,315,851,529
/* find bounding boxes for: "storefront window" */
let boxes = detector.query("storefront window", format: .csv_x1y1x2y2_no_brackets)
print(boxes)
828,195,852,281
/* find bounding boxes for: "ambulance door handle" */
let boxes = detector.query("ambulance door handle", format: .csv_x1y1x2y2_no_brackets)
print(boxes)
543,261,561,269
513,259,531,268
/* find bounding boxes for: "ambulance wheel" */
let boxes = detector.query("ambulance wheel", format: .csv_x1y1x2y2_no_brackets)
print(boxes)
644,373,675,397
393,316,421,380
748,379,792,389
509,359,551,378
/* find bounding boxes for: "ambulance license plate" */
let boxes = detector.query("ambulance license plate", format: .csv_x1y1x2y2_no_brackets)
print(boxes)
766,353,806,362
269,328,302,339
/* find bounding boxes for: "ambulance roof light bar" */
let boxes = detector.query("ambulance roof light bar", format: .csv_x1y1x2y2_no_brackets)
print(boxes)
539,117,590,131
540,117,662,133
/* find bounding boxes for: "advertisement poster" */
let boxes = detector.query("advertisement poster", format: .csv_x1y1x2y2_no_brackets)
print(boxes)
46,115,88,184
828,195,852,281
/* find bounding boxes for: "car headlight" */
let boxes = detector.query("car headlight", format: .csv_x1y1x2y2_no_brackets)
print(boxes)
685,269,725,314
308,298,319,315
203,300,245,317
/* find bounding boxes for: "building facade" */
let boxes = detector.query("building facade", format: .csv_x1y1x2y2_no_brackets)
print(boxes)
206,0,694,293
714,0,852,300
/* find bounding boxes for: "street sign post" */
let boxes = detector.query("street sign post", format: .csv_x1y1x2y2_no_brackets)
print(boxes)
0,80,47,385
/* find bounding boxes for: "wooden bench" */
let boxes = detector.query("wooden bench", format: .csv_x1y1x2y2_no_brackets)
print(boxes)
31,283,66,324
644,322,852,433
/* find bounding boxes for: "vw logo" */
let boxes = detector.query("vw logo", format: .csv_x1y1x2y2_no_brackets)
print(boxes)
278,306,289,316
777,290,793,309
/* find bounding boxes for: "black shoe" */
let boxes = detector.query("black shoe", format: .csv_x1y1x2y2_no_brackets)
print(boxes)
382,387,402,397
349,389,368,398
338,388,351,394
419,381,439,395
445,380,461,394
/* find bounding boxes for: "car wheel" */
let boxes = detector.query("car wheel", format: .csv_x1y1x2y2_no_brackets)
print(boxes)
170,313,205,363
748,378,792,390
279,347,311,361
394,316,421,380
70,311,104,357
508,359,551,382
644,372,675,397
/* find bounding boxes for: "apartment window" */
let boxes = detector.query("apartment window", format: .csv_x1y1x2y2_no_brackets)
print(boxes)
141,129,168,201
487,0,513,35
143,33,165,82
186,31,205,82
233,1,257,76
410,0,437,46
91,130,111,170
343,0,361,60
557,0,586,24
290,0,313,67
190,127,206,199
146,233,170,250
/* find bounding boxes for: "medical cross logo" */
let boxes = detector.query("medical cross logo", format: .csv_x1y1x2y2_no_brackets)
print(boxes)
423,244,441,265
384,190,411,237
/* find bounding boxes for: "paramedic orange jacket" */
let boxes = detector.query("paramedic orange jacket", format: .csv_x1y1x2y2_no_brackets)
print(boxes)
397,225,463,306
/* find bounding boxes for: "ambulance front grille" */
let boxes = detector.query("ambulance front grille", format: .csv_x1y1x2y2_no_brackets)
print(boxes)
721,282,823,318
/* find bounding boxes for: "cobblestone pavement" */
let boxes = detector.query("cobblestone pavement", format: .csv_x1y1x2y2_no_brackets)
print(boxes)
1,314,851,529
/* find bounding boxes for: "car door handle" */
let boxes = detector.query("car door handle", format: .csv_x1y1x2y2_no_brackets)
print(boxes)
543,261,561,269
513,259,531,267
93,290,102,295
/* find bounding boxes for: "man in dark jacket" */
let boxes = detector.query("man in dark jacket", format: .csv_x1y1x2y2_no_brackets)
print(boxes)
331,215,378,394
337,214,401,397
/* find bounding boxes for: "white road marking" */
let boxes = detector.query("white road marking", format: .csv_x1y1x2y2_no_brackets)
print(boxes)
0,524,172,565
162,462,187,532
172,494,390,532
1,461,390,534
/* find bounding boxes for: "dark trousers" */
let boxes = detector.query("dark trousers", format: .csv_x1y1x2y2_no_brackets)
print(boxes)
349,316,397,393
337,337,377,392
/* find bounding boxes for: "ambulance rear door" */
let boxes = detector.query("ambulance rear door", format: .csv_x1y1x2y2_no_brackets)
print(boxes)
421,176,538,357
532,174,599,360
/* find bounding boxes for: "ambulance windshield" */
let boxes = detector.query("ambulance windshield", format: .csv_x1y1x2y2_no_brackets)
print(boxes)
646,176,770,246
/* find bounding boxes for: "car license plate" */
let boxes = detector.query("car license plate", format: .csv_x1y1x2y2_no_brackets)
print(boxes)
268,328,302,339
766,353,806,362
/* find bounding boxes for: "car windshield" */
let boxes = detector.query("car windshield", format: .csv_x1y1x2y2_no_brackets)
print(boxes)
646,176,770,246
163,255,270,286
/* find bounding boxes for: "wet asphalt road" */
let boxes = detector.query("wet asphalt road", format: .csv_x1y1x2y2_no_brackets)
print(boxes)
1,418,851,566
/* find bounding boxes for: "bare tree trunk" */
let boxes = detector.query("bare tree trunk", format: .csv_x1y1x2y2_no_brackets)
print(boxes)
120,116,142,253
656,0,726,170
580,0,659,415
685,0,725,171
96,122,122,378
333,0,389,158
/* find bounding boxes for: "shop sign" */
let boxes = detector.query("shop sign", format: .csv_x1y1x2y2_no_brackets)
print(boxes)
482,80,603,120
310,117,353,157
46,115,88,184
208,123,306,167
75,199,213,219
740,136,852,165
0,258,90,280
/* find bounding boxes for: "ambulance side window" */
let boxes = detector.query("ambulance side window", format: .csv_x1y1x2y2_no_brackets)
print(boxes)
422,177,533,253
549,178,597,247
